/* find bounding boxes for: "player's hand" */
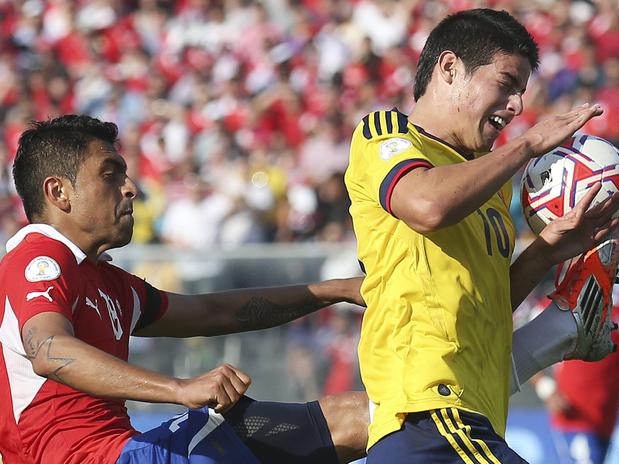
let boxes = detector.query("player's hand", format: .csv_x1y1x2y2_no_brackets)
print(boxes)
177,363,251,412
519,103,603,158
536,183,619,265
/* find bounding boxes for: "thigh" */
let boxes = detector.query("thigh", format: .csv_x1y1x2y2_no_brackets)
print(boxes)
552,430,609,464
116,407,260,464
367,408,529,464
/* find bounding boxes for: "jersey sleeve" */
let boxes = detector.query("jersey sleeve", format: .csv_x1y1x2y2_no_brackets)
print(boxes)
7,241,81,332
116,271,169,335
348,110,433,215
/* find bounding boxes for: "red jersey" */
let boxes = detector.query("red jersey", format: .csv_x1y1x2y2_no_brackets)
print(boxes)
0,225,168,464
551,305,619,439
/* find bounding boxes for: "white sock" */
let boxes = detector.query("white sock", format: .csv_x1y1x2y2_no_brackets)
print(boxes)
509,302,577,395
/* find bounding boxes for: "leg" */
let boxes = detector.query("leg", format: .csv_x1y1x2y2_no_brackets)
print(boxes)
223,395,339,463
117,407,259,463
511,300,579,392
223,393,368,464
511,238,619,392
319,391,369,463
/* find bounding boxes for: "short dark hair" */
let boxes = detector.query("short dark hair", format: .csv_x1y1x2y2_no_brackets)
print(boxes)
13,114,119,222
413,9,539,101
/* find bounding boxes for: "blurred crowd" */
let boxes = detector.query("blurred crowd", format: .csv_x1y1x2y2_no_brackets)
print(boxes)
0,0,618,249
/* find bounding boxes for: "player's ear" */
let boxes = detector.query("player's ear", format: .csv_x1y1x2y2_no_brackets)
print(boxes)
437,51,458,84
43,176,72,213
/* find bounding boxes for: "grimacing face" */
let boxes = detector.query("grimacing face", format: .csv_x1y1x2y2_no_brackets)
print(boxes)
450,52,532,153
70,140,137,250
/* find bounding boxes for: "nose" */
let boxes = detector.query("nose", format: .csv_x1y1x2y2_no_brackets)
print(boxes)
123,176,138,199
507,93,523,116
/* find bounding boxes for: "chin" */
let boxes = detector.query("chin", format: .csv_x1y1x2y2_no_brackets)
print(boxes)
114,226,134,248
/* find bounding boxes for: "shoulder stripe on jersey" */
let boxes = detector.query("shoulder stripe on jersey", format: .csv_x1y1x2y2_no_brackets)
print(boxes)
385,110,393,133
379,158,433,214
362,110,409,140
362,114,372,139
396,110,408,134
374,112,383,136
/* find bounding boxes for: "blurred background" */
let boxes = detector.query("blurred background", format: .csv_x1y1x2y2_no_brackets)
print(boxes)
0,0,618,462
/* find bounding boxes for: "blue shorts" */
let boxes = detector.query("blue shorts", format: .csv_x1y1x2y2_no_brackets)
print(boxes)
117,407,259,464
367,408,528,464
552,429,610,464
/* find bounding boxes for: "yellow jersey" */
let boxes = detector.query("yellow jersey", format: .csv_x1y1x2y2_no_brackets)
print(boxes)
345,109,516,449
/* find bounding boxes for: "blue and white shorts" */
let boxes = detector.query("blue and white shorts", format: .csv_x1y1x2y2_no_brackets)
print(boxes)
117,407,259,464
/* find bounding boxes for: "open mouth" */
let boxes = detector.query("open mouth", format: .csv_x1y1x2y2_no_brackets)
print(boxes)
488,115,507,131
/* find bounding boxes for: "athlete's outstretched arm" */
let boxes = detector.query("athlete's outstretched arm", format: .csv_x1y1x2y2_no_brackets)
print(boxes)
22,312,250,412
133,277,364,338
391,104,602,233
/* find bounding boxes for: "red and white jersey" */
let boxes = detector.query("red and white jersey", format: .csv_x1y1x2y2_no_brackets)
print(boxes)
0,224,168,464
551,304,619,439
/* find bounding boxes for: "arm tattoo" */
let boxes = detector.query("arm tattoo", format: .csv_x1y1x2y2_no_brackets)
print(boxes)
23,327,38,357
235,297,325,331
25,333,75,384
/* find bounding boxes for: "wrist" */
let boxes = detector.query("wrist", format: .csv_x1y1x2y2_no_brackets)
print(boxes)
171,378,187,407
519,239,556,273
516,133,540,159
524,237,555,269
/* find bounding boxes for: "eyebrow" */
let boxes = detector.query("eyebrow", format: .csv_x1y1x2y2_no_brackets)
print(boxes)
101,156,128,172
500,72,526,93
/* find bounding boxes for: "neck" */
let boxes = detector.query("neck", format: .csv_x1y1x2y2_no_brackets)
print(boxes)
46,219,102,263
409,99,448,142
409,98,471,156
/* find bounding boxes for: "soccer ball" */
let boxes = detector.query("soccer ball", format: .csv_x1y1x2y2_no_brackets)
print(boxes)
521,134,619,235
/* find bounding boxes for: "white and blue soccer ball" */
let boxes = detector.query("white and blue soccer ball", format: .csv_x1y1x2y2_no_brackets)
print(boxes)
521,134,619,235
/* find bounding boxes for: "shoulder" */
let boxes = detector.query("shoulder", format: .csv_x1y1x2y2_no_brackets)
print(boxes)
4,233,80,279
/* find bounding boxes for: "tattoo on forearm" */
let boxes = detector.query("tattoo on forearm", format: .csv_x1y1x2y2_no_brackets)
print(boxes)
235,297,325,330
24,332,75,383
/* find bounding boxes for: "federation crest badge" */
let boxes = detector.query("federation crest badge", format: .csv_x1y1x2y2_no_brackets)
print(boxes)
380,138,412,160
25,256,61,282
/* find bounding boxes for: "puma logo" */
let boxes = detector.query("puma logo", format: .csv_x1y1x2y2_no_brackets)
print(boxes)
26,286,54,302
85,296,102,318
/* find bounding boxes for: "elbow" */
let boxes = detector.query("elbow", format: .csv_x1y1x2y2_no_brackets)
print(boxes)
396,199,450,234
30,357,53,378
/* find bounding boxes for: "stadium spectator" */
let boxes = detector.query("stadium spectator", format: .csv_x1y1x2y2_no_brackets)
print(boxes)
0,0,616,246
345,8,619,463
